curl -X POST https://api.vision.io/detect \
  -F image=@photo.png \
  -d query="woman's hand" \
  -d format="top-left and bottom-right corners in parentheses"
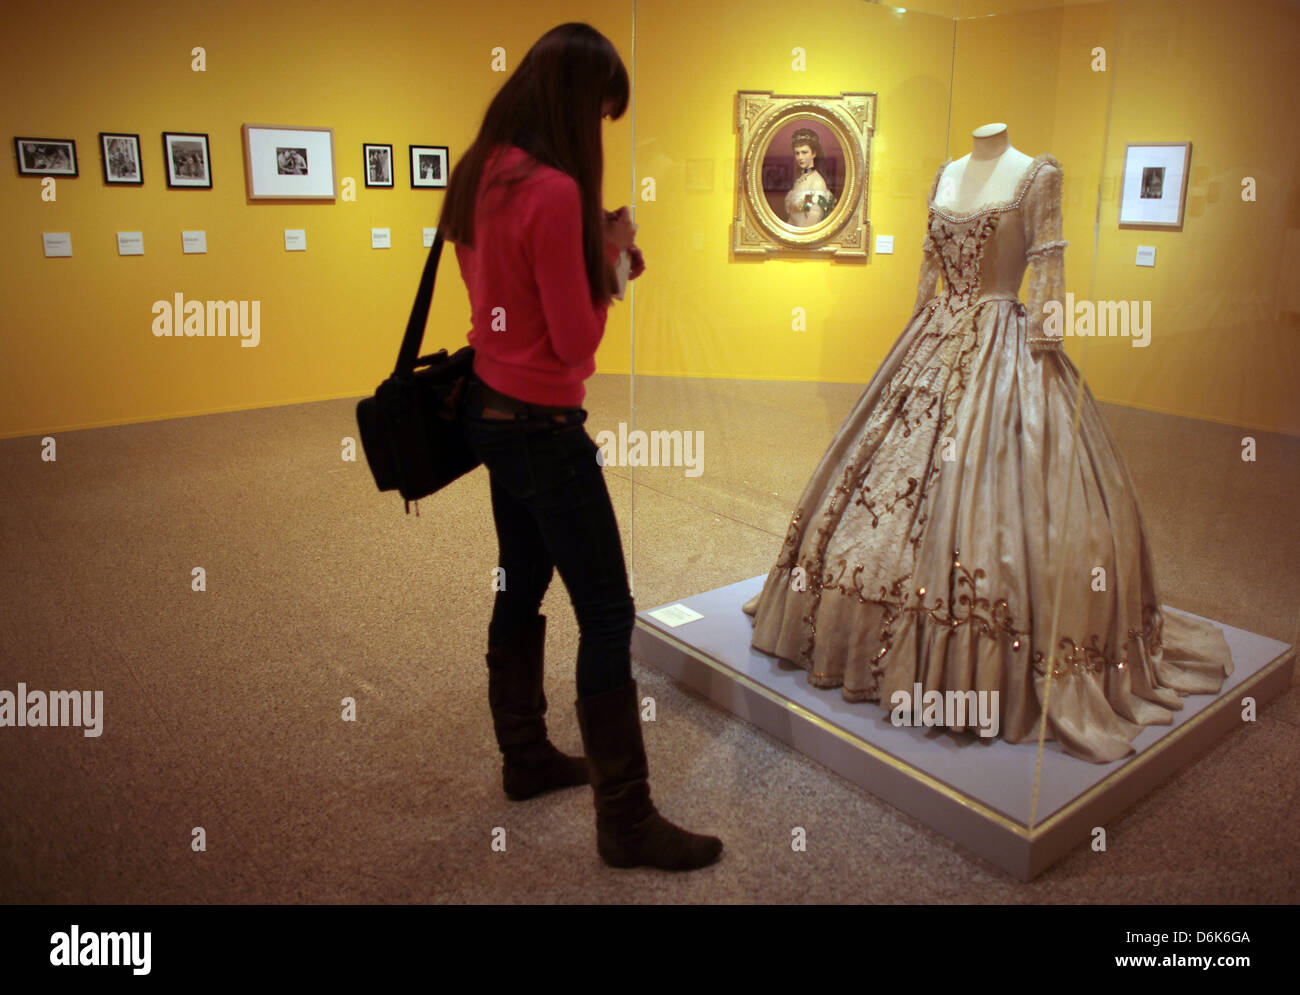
top-left (627, 245), bottom-right (645, 280)
top-left (604, 206), bottom-right (637, 252)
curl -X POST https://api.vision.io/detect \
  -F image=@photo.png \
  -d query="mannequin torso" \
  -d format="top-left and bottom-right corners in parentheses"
top-left (933, 123), bottom-right (1034, 214)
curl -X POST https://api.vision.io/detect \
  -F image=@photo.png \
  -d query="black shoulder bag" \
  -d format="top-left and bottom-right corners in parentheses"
top-left (355, 230), bottom-right (480, 514)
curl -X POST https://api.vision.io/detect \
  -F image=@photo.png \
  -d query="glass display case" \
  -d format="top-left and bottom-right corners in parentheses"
top-left (619, 0), bottom-right (1298, 878)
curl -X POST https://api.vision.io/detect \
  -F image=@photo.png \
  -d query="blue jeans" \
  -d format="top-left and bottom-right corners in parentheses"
top-left (461, 376), bottom-right (634, 698)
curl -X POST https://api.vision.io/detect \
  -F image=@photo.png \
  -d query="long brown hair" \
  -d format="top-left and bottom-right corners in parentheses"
top-left (438, 23), bottom-right (629, 307)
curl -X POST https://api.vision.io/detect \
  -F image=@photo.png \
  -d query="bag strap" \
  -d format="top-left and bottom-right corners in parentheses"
top-left (394, 229), bottom-right (445, 377)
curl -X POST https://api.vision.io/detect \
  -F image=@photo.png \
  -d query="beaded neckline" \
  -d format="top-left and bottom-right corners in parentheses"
top-left (927, 153), bottom-right (1057, 222)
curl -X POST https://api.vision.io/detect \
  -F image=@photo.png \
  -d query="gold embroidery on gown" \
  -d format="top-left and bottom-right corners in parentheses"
top-left (742, 154), bottom-right (1234, 763)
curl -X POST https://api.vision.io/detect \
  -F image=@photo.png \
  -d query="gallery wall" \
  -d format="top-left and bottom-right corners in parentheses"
top-left (629, 0), bottom-right (957, 387)
top-left (629, 0), bottom-right (1298, 435)
top-left (2, 0), bottom-right (1297, 438)
top-left (627, 0), bottom-right (1112, 386)
top-left (950, 0), bottom-right (1299, 434)
top-left (1083, 0), bottom-right (1300, 433)
top-left (0, 0), bottom-right (635, 438)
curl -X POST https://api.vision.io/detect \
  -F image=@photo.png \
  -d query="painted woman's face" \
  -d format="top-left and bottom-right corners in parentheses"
top-left (794, 144), bottom-right (814, 169)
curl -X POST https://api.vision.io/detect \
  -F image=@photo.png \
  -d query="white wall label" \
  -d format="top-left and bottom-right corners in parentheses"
top-left (284, 229), bottom-right (306, 252)
top-left (1136, 245), bottom-right (1156, 267)
top-left (371, 227), bottom-right (391, 249)
top-left (875, 235), bottom-right (895, 254)
top-left (422, 227), bottom-right (437, 247)
top-left (42, 232), bottom-right (72, 257)
top-left (182, 230), bottom-right (208, 254)
top-left (117, 231), bottom-right (144, 256)
top-left (646, 603), bottom-right (704, 628)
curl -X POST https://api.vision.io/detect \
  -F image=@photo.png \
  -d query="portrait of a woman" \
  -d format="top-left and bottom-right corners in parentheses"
top-left (784, 127), bottom-right (836, 226)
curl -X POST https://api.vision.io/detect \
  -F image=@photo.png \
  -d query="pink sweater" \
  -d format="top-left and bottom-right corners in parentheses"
top-left (454, 144), bottom-right (617, 407)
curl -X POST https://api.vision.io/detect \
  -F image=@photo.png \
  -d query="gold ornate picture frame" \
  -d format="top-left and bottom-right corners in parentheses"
top-left (733, 91), bottom-right (875, 258)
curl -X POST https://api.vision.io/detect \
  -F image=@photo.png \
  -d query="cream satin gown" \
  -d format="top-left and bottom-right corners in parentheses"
top-left (743, 154), bottom-right (1234, 763)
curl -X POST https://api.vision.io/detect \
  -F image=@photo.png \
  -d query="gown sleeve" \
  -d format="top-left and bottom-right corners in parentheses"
top-left (912, 164), bottom-right (946, 313)
top-left (1022, 160), bottom-right (1068, 353)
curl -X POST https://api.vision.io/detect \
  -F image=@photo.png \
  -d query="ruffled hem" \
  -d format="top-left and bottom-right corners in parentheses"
top-left (744, 566), bottom-right (1234, 763)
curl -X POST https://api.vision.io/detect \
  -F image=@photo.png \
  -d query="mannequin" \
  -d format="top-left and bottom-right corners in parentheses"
top-left (742, 120), bottom-right (1236, 763)
top-left (932, 122), bottom-right (1034, 214)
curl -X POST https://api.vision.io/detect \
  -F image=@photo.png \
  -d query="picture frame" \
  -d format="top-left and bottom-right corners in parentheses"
top-left (1118, 142), bottom-right (1192, 231)
top-left (14, 137), bottom-right (78, 177)
top-left (99, 132), bottom-right (143, 184)
top-left (162, 131), bottom-right (212, 188)
top-left (409, 144), bottom-right (448, 188)
top-left (363, 142), bottom-right (394, 188)
top-left (732, 91), bottom-right (876, 258)
top-left (241, 124), bottom-right (336, 200)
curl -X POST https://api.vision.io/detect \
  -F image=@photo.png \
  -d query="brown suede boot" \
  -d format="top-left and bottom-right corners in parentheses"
top-left (486, 615), bottom-right (589, 801)
top-left (575, 680), bottom-right (723, 871)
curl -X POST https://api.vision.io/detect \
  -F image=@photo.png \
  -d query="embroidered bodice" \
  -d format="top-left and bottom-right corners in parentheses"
top-left (913, 153), bottom-right (1067, 351)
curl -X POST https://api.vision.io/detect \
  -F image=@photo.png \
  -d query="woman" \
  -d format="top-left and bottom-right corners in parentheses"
top-left (438, 22), bottom-right (722, 871)
top-left (784, 127), bottom-right (835, 226)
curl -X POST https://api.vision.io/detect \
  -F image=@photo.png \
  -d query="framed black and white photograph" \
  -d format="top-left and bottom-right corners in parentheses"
top-left (162, 131), bottom-right (212, 188)
top-left (1119, 142), bottom-right (1191, 231)
top-left (363, 143), bottom-right (393, 188)
top-left (241, 124), bottom-right (335, 200)
top-left (100, 132), bottom-right (143, 184)
top-left (15, 137), bottom-right (78, 176)
top-left (409, 144), bottom-right (448, 188)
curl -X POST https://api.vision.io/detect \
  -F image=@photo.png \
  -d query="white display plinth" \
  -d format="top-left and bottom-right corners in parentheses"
top-left (632, 576), bottom-right (1294, 880)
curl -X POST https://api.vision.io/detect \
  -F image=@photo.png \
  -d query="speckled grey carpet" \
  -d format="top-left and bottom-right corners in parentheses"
top-left (2, 374), bottom-right (1296, 903)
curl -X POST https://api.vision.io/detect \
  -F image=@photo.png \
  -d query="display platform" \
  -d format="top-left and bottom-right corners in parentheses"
top-left (632, 576), bottom-right (1295, 880)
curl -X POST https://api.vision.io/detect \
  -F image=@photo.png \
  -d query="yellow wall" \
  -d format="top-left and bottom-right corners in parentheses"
top-left (0, 0), bottom-right (635, 437)
top-left (630, 0), bottom-right (956, 384)
top-left (3, 0), bottom-right (1297, 438)
top-left (1085, 0), bottom-right (1300, 433)
top-left (951, 0), bottom-right (1116, 382)
top-left (629, 0), bottom-right (1297, 435)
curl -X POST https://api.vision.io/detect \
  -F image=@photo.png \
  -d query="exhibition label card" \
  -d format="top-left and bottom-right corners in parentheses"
top-left (284, 229), bottom-right (306, 252)
top-left (371, 228), bottom-right (391, 249)
top-left (117, 231), bottom-right (144, 256)
top-left (182, 230), bottom-right (208, 254)
top-left (875, 235), bottom-right (895, 254)
top-left (646, 603), bottom-right (704, 628)
top-left (422, 227), bottom-right (437, 247)
top-left (1136, 246), bottom-right (1156, 267)
top-left (42, 232), bottom-right (72, 257)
